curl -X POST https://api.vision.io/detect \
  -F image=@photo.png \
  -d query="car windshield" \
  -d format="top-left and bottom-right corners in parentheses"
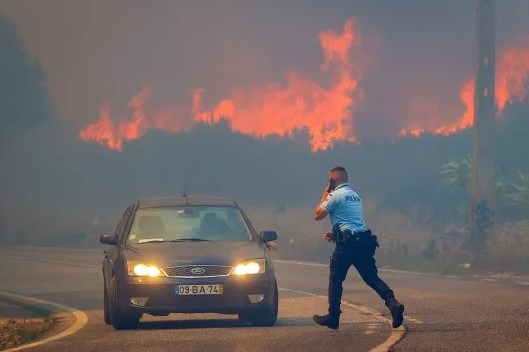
top-left (127, 205), bottom-right (253, 244)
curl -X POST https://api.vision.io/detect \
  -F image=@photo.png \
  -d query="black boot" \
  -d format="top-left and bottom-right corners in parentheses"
top-left (385, 298), bottom-right (404, 328)
top-left (313, 309), bottom-right (342, 330)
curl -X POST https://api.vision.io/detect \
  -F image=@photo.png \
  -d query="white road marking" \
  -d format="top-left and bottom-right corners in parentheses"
top-left (0, 255), bottom-right (100, 269)
top-left (277, 259), bottom-right (434, 277)
top-left (0, 290), bottom-right (88, 352)
top-left (277, 260), bottom-right (423, 320)
top-left (339, 299), bottom-right (407, 352)
top-left (480, 278), bottom-right (499, 282)
top-left (275, 259), bottom-right (330, 268)
top-left (279, 287), bottom-right (407, 352)
top-left (515, 281), bottom-right (529, 286)
top-left (1, 252), bottom-right (414, 351)
top-left (365, 323), bottom-right (379, 335)
top-left (405, 316), bottom-right (423, 324)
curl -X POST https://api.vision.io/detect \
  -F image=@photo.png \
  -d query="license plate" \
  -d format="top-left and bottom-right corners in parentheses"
top-left (175, 284), bottom-right (224, 295)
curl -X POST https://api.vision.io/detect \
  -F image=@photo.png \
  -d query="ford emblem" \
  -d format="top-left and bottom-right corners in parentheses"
top-left (190, 267), bottom-right (206, 275)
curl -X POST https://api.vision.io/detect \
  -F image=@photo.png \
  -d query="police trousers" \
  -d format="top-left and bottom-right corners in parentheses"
top-left (328, 232), bottom-right (394, 313)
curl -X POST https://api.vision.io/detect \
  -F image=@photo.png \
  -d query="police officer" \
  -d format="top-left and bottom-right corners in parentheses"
top-left (312, 166), bottom-right (405, 330)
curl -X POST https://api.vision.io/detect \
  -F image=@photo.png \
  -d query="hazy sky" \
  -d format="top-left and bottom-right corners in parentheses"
top-left (1, 0), bottom-right (528, 141)
top-left (1, 0), bottom-right (529, 244)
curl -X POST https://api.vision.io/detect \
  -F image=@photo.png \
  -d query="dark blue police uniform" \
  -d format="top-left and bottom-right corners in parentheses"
top-left (320, 183), bottom-right (398, 321)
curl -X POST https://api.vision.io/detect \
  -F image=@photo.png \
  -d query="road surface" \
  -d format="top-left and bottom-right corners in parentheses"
top-left (0, 245), bottom-right (528, 351)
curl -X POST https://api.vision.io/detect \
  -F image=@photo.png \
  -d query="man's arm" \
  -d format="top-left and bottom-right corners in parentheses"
top-left (314, 190), bottom-right (330, 221)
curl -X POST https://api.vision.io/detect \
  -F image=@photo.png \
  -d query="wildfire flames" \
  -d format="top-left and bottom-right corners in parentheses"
top-left (496, 37), bottom-right (529, 110)
top-left (79, 88), bottom-right (189, 151)
top-left (400, 36), bottom-right (529, 137)
top-left (80, 19), bottom-right (529, 150)
top-left (80, 18), bottom-right (363, 151)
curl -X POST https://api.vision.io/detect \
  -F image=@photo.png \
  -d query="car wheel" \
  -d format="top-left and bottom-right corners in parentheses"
top-left (248, 279), bottom-right (278, 327)
top-left (109, 276), bottom-right (140, 330)
top-left (103, 280), bottom-right (111, 325)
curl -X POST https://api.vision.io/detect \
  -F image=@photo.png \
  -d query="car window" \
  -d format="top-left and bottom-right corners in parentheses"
top-left (121, 205), bottom-right (137, 242)
top-left (115, 206), bottom-right (132, 240)
top-left (127, 205), bottom-right (253, 244)
top-left (113, 210), bottom-right (127, 236)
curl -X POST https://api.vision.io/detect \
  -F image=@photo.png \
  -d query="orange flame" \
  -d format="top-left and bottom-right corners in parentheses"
top-left (80, 88), bottom-right (150, 151)
top-left (400, 36), bottom-right (529, 138)
top-left (79, 103), bottom-right (120, 150)
top-left (80, 18), bottom-right (363, 151)
top-left (496, 36), bottom-right (529, 110)
top-left (79, 88), bottom-right (189, 151)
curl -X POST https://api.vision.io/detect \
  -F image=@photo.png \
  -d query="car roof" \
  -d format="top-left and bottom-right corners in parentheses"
top-left (137, 195), bottom-right (238, 208)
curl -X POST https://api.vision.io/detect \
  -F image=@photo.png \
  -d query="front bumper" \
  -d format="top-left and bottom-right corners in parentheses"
top-left (117, 274), bottom-right (272, 315)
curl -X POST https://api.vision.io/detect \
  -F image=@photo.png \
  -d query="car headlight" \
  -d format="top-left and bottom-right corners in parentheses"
top-left (127, 261), bottom-right (164, 277)
top-left (232, 258), bottom-right (266, 276)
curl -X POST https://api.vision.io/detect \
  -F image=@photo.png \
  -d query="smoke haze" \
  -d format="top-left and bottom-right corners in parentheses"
top-left (1, 1), bottom-right (529, 272)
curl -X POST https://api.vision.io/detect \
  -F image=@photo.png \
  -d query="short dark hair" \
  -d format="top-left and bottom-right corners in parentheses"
top-left (330, 166), bottom-right (347, 174)
top-left (330, 166), bottom-right (348, 181)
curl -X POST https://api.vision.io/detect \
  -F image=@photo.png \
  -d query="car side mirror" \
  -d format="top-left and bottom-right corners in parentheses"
top-left (100, 234), bottom-right (118, 246)
top-left (259, 230), bottom-right (278, 243)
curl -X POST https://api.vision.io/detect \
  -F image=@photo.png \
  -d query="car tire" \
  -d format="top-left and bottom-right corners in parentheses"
top-left (109, 277), bottom-right (140, 330)
top-left (248, 280), bottom-right (278, 327)
top-left (103, 280), bottom-right (111, 325)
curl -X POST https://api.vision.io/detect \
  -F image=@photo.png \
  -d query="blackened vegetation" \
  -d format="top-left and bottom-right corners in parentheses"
top-left (476, 200), bottom-right (494, 234)
top-left (0, 14), bottom-right (53, 145)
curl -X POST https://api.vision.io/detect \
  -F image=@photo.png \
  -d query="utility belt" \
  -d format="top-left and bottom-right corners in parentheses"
top-left (331, 226), bottom-right (379, 249)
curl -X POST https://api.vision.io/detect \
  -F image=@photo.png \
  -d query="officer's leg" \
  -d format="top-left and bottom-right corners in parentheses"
top-left (313, 246), bottom-right (351, 329)
top-left (352, 251), bottom-right (405, 328)
top-left (328, 252), bottom-right (350, 313)
top-left (352, 253), bottom-right (394, 301)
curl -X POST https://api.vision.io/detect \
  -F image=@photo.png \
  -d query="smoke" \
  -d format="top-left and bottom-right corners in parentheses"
top-left (79, 23), bottom-right (529, 147)
top-left (400, 35), bottom-right (529, 137)
top-left (0, 13), bottom-right (53, 145)
top-left (79, 17), bottom-right (364, 152)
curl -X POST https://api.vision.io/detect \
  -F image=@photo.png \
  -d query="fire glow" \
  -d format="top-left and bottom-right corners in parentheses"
top-left (80, 21), bottom-right (529, 150)
top-left (79, 18), bottom-right (364, 152)
top-left (400, 36), bottom-right (529, 138)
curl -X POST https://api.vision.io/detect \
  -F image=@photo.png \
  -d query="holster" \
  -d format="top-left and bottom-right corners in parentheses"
top-left (332, 225), bottom-right (380, 250)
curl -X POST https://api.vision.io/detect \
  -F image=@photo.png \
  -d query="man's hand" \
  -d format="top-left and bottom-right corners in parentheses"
top-left (265, 241), bottom-right (279, 251)
top-left (323, 231), bottom-right (333, 242)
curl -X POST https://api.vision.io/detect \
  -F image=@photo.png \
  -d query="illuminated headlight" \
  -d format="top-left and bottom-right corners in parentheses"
top-left (232, 259), bottom-right (265, 276)
top-left (127, 261), bottom-right (163, 277)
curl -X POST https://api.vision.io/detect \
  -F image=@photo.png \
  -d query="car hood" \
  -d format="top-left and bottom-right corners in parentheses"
top-left (123, 241), bottom-right (265, 267)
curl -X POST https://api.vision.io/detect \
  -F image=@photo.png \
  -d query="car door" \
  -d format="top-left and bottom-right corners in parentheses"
top-left (238, 206), bottom-right (276, 279)
top-left (113, 204), bottom-right (139, 280)
top-left (238, 208), bottom-right (261, 243)
top-left (103, 205), bottom-right (134, 284)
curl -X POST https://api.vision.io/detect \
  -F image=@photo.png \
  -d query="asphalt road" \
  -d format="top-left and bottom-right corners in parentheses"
top-left (0, 245), bottom-right (528, 352)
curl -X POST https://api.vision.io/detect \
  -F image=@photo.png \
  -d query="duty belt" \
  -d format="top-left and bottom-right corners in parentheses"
top-left (332, 227), bottom-right (376, 246)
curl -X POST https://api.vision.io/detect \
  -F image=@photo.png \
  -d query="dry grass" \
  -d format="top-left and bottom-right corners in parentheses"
top-left (0, 318), bottom-right (54, 351)
top-left (245, 202), bottom-right (529, 275)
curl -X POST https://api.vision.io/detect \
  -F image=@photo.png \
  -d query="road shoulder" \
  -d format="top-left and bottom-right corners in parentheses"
top-left (0, 291), bottom-right (87, 352)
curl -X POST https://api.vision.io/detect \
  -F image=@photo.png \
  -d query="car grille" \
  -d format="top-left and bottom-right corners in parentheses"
top-left (162, 265), bottom-right (232, 278)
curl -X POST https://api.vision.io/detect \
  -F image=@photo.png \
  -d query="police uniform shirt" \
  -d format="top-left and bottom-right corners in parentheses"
top-left (320, 183), bottom-right (367, 232)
